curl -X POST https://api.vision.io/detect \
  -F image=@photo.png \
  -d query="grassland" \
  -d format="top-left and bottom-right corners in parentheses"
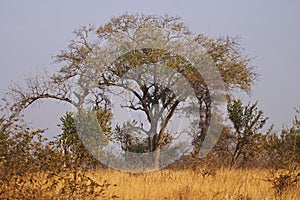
top-left (90, 168), bottom-right (300, 200)
top-left (2, 167), bottom-right (299, 200)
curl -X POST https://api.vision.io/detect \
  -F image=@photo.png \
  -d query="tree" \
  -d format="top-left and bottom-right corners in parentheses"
top-left (6, 14), bottom-right (257, 169)
top-left (57, 112), bottom-right (84, 168)
top-left (0, 104), bottom-right (111, 199)
top-left (56, 109), bottom-right (112, 169)
top-left (264, 108), bottom-right (300, 168)
top-left (0, 101), bottom-right (54, 197)
top-left (226, 99), bottom-right (268, 168)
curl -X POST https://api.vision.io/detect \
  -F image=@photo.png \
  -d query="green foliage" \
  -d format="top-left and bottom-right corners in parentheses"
top-left (55, 109), bottom-right (113, 169)
top-left (263, 108), bottom-right (300, 168)
top-left (226, 99), bottom-right (268, 167)
top-left (95, 106), bottom-right (112, 133)
top-left (0, 107), bottom-right (116, 199)
top-left (227, 99), bottom-right (268, 135)
top-left (113, 121), bottom-right (148, 153)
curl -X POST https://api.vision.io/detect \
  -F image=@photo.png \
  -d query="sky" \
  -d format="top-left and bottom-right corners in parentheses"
top-left (0, 0), bottom-right (299, 137)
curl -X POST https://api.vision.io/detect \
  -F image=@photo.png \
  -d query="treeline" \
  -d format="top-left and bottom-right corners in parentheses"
top-left (1, 98), bottom-right (300, 172)
top-left (201, 100), bottom-right (300, 169)
top-left (1, 97), bottom-right (300, 199)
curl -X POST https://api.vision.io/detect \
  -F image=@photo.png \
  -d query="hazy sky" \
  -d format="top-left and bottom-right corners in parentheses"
top-left (0, 0), bottom-right (299, 137)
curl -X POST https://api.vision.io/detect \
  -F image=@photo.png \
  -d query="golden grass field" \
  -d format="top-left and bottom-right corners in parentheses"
top-left (90, 168), bottom-right (300, 200)
top-left (2, 168), bottom-right (300, 200)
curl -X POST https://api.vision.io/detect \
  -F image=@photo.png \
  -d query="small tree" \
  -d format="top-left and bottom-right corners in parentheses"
top-left (264, 108), bottom-right (300, 168)
top-left (56, 109), bottom-right (111, 169)
top-left (58, 112), bottom-right (82, 168)
top-left (226, 99), bottom-right (268, 168)
top-left (281, 108), bottom-right (300, 164)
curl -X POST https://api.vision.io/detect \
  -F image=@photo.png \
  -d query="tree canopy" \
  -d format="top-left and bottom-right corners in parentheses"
top-left (4, 14), bottom-right (258, 171)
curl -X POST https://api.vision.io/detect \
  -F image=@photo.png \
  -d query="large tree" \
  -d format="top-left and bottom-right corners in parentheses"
top-left (6, 14), bottom-right (257, 170)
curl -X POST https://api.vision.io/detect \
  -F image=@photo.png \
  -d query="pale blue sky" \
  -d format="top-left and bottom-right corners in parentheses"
top-left (0, 0), bottom-right (299, 136)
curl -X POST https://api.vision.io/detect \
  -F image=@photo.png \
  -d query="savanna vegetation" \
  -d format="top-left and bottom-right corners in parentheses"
top-left (0, 14), bottom-right (299, 199)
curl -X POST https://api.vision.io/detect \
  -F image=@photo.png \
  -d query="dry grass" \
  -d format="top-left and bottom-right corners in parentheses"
top-left (1, 168), bottom-right (300, 199)
top-left (87, 168), bottom-right (300, 200)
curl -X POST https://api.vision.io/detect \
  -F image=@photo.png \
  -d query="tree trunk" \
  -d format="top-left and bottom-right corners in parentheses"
top-left (154, 148), bottom-right (161, 169)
